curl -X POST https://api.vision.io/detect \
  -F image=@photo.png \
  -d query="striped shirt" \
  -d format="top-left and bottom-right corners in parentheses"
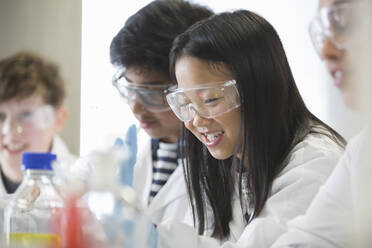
top-left (149, 139), bottom-right (179, 204)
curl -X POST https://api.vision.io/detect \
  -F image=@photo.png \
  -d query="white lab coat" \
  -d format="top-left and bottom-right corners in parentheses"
top-left (133, 129), bottom-right (192, 226)
top-left (157, 131), bottom-right (344, 248)
top-left (0, 135), bottom-right (76, 196)
top-left (272, 129), bottom-right (372, 248)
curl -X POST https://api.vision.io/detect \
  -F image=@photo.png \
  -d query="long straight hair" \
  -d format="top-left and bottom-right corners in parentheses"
top-left (170, 10), bottom-right (345, 239)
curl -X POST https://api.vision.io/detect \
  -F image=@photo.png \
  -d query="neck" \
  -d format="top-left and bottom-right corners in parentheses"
top-left (160, 133), bottom-right (180, 143)
top-left (0, 165), bottom-right (23, 184)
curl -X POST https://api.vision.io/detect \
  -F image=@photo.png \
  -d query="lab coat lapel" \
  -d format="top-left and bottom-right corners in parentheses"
top-left (133, 132), bottom-right (153, 210)
top-left (229, 194), bottom-right (246, 242)
top-left (147, 165), bottom-right (187, 216)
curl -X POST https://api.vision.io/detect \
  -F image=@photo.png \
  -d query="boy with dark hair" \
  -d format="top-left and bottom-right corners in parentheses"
top-left (110, 0), bottom-right (213, 225)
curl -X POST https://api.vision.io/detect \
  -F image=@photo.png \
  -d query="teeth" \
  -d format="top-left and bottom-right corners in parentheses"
top-left (197, 127), bottom-right (208, 133)
top-left (7, 144), bottom-right (24, 151)
top-left (206, 131), bottom-right (223, 142)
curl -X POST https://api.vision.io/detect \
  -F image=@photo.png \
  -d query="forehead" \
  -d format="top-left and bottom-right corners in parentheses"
top-left (0, 95), bottom-right (44, 110)
top-left (319, 0), bottom-right (352, 8)
top-left (175, 56), bottom-right (232, 88)
top-left (176, 56), bottom-right (232, 83)
top-left (124, 66), bottom-right (170, 86)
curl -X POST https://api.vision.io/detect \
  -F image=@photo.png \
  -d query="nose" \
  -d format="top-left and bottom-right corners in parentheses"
top-left (130, 97), bottom-right (147, 115)
top-left (320, 37), bottom-right (344, 61)
top-left (191, 112), bottom-right (211, 127)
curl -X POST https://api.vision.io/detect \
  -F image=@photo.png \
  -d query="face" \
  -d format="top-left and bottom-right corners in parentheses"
top-left (175, 56), bottom-right (241, 160)
top-left (123, 67), bottom-right (181, 143)
top-left (0, 96), bottom-right (66, 182)
top-left (317, 0), bottom-right (369, 108)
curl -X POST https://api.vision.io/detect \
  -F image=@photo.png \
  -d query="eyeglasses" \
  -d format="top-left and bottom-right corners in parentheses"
top-left (166, 80), bottom-right (240, 122)
top-left (0, 105), bottom-right (56, 135)
top-left (309, 1), bottom-right (366, 55)
top-left (112, 73), bottom-right (174, 113)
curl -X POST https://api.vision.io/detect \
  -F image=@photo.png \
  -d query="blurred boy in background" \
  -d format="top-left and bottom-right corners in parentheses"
top-left (0, 51), bottom-right (76, 195)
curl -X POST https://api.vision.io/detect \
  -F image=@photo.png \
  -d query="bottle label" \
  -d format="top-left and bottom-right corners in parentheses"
top-left (8, 232), bottom-right (60, 247)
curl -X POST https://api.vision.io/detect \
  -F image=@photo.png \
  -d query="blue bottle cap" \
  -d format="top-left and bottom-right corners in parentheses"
top-left (22, 152), bottom-right (57, 171)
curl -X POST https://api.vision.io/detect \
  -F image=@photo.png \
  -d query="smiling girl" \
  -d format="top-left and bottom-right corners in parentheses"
top-left (158, 9), bottom-right (346, 247)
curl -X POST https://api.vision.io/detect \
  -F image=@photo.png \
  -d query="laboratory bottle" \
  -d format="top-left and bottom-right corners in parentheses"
top-left (3, 152), bottom-right (63, 248)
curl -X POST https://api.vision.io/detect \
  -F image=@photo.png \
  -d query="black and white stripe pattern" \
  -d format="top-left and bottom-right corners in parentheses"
top-left (149, 141), bottom-right (179, 203)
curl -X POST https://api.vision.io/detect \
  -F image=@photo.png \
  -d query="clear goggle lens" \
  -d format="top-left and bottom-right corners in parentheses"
top-left (0, 105), bottom-right (56, 135)
top-left (166, 80), bottom-right (240, 122)
top-left (309, 1), bottom-right (363, 54)
top-left (112, 75), bottom-right (174, 113)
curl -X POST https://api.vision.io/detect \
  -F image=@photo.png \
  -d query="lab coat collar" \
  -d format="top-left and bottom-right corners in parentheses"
top-left (146, 165), bottom-right (187, 214)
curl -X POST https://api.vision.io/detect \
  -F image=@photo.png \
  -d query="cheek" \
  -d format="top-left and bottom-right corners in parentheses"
top-left (184, 121), bottom-right (194, 132)
top-left (231, 112), bottom-right (241, 140)
top-left (218, 109), bottom-right (241, 139)
top-left (156, 112), bottom-right (180, 127)
top-left (183, 121), bottom-right (194, 133)
top-left (184, 121), bottom-right (203, 142)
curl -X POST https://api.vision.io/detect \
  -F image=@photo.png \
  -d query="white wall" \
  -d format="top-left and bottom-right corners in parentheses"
top-left (81, 0), bottom-right (356, 154)
top-left (81, 0), bottom-right (152, 155)
top-left (0, 0), bottom-right (82, 155)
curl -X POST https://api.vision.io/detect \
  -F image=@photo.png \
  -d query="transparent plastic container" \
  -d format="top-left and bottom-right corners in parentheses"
top-left (79, 185), bottom-right (158, 248)
top-left (3, 152), bottom-right (63, 248)
top-left (78, 147), bottom-right (157, 248)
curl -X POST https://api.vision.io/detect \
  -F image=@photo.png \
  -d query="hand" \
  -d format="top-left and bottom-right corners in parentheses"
top-left (115, 124), bottom-right (137, 186)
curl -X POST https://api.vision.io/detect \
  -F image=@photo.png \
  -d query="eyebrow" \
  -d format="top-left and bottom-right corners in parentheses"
top-left (123, 75), bottom-right (169, 86)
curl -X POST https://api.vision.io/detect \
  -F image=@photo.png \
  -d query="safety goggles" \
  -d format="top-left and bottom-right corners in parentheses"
top-left (0, 105), bottom-right (56, 135)
top-left (166, 80), bottom-right (240, 122)
top-left (309, 1), bottom-right (368, 55)
top-left (112, 73), bottom-right (174, 113)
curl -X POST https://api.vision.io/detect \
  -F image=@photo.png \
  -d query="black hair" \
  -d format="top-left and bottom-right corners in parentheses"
top-left (110, 0), bottom-right (213, 77)
top-left (169, 10), bottom-right (346, 239)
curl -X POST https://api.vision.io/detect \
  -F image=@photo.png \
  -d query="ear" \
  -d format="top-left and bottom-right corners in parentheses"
top-left (53, 106), bottom-right (68, 134)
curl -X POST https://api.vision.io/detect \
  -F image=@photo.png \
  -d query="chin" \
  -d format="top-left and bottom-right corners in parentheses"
top-left (208, 149), bottom-right (232, 160)
top-left (341, 90), bottom-right (358, 110)
top-left (144, 128), bottom-right (159, 137)
top-left (2, 161), bottom-right (22, 177)
top-left (10, 160), bottom-right (22, 171)
top-left (146, 130), bottom-right (169, 141)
